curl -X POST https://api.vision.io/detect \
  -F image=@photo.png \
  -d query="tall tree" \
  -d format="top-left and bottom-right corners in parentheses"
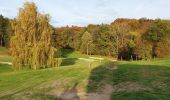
top-left (145, 19), bottom-right (170, 57)
top-left (80, 31), bottom-right (93, 55)
top-left (112, 24), bottom-right (130, 59)
top-left (0, 15), bottom-right (11, 47)
top-left (10, 2), bottom-right (60, 70)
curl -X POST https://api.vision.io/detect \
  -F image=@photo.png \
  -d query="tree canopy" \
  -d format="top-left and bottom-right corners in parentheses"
top-left (10, 2), bottom-right (60, 70)
top-left (0, 15), bottom-right (11, 47)
top-left (54, 18), bottom-right (170, 60)
top-left (0, 2), bottom-right (169, 61)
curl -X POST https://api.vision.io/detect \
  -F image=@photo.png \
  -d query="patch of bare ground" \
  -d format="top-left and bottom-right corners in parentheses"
top-left (106, 65), bottom-right (118, 70)
top-left (48, 86), bottom-right (81, 100)
top-left (48, 66), bottom-right (154, 100)
top-left (49, 81), bottom-right (152, 100)
top-left (86, 82), bottom-right (152, 100)
top-left (48, 84), bottom-right (113, 100)
top-left (85, 84), bottom-right (113, 100)
top-left (151, 81), bottom-right (167, 90)
top-left (112, 82), bottom-right (152, 93)
top-left (106, 63), bottom-right (118, 70)
top-left (12, 92), bottom-right (31, 100)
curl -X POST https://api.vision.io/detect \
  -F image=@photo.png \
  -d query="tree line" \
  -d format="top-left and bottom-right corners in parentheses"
top-left (0, 2), bottom-right (170, 70)
top-left (53, 18), bottom-right (170, 60)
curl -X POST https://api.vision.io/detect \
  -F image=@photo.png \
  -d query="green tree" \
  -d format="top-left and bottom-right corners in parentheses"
top-left (10, 2), bottom-right (60, 70)
top-left (80, 31), bottom-right (94, 55)
top-left (0, 15), bottom-right (11, 47)
top-left (145, 19), bottom-right (170, 57)
top-left (112, 24), bottom-right (130, 59)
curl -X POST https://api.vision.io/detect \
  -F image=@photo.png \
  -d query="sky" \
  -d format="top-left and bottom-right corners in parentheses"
top-left (0, 0), bottom-right (170, 27)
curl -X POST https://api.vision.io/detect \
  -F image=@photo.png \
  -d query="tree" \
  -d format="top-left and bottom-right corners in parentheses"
top-left (155, 35), bottom-right (170, 57)
top-left (98, 24), bottom-right (117, 57)
top-left (112, 24), bottom-right (130, 60)
top-left (0, 15), bottom-right (11, 47)
top-left (134, 38), bottom-right (152, 60)
top-left (51, 18), bottom-right (170, 60)
top-left (10, 2), bottom-right (60, 70)
top-left (80, 31), bottom-right (93, 55)
top-left (145, 19), bottom-right (170, 58)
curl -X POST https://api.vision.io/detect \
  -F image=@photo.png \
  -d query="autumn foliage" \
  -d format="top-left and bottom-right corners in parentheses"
top-left (53, 18), bottom-right (170, 60)
top-left (10, 2), bottom-right (61, 70)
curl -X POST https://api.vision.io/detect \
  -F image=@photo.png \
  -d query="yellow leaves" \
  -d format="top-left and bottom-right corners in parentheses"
top-left (10, 2), bottom-right (60, 70)
top-left (129, 31), bottom-right (139, 37)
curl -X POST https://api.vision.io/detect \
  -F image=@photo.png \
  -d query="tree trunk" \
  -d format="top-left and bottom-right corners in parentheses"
top-left (0, 34), bottom-right (2, 47)
top-left (87, 43), bottom-right (89, 55)
top-left (116, 36), bottom-right (119, 60)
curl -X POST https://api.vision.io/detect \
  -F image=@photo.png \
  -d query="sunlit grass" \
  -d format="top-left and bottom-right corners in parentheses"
top-left (0, 48), bottom-right (170, 99)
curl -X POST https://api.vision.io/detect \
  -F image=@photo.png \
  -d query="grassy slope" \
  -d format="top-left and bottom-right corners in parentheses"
top-left (0, 48), bottom-right (108, 99)
top-left (86, 57), bottom-right (170, 100)
top-left (0, 47), bottom-right (12, 62)
top-left (0, 47), bottom-right (9, 55)
top-left (0, 63), bottom-right (96, 99)
top-left (0, 48), bottom-right (170, 99)
top-left (110, 58), bottom-right (170, 100)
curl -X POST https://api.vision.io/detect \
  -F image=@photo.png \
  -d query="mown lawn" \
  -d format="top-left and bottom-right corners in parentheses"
top-left (0, 52), bottom-right (107, 99)
top-left (0, 48), bottom-right (170, 100)
top-left (111, 63), bottom-right (170, 100)
top-left (0, 47), bottom-right (12, 62)
top-left (87, 57), bottom-right (170, 100)
top-left (0, 64), bottom-right (91, 99)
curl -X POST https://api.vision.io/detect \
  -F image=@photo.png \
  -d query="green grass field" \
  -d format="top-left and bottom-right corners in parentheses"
top-left (0, 48), bottom-right (170, 100)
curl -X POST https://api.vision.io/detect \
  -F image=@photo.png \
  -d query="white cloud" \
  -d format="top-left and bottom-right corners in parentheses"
top-left (0, 0), bottom-right (170, 27)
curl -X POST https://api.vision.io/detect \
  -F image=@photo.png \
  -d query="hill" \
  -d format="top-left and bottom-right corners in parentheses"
top-left (0, 49), bottom-right (170, 99)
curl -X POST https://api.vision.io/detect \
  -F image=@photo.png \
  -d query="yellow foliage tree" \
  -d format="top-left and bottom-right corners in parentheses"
top-left (10, 2), bottom-right (61, 70)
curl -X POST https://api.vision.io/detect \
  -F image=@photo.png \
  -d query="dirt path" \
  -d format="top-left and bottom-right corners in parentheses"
top-left (53, 84), bottom-right (113, 100)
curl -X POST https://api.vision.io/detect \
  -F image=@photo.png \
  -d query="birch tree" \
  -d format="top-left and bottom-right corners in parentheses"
top-left (10, 2), bottom-right (60, 70)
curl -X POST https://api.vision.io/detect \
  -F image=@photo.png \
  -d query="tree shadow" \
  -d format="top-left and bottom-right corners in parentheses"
top-left (87, 62), bottom-right (170, 100)
top-left (60, 49), bottom-right (78, 66)
top-left (61, 58), bottom-right (78, 66)
top-left (59, 82), bottom-right (80, 100)
top-left (61, 48), bottom-right (74, 58)
top-left (87, 62), bottom-right (115, 93)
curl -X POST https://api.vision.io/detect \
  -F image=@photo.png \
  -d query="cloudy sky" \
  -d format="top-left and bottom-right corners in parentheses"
top-left (0, 0), bottom-right (170, 27)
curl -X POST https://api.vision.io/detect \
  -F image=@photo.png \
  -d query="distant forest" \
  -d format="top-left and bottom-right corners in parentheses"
top-left (1, 14), bottom-right (170, 60)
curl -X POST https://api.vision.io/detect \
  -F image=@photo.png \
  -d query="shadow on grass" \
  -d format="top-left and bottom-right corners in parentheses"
top-left (61, 49), bottom-right (74, 58)
top-left (87, 62), bottom-right (115, 92)
top-left (87, 62), bottom-right (170, 100)
top-left (60, 49), bottom-right (79, 67)
top-left (61, 58), bottom-right (78, 66)
top-left (59, 82), bottom-right (80, 100)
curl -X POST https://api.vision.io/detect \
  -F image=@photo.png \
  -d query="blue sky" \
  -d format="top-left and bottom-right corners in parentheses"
top-left (0, 0), bottom-right (170, 27)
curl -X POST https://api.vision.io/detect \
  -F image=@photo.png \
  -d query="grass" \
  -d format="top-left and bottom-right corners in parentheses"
top-left (0, 48), bottom-right (170, 99)
top-left (61, 48), bottom-right (88, 58)
top-left (0, 48), bottom-right (107, 99)
top-left (86, 57), bottom-right (170, 100)
top-left (0, 47), bottom-right (12, 62)
top-left (0, 60), bottom-right (106, 99)
top-left (110, 59), bottom-right (170, 100)
top-left (0, 56), bottom-right (12, 62)
top-left (0, 47), bottom-right (9, 55)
